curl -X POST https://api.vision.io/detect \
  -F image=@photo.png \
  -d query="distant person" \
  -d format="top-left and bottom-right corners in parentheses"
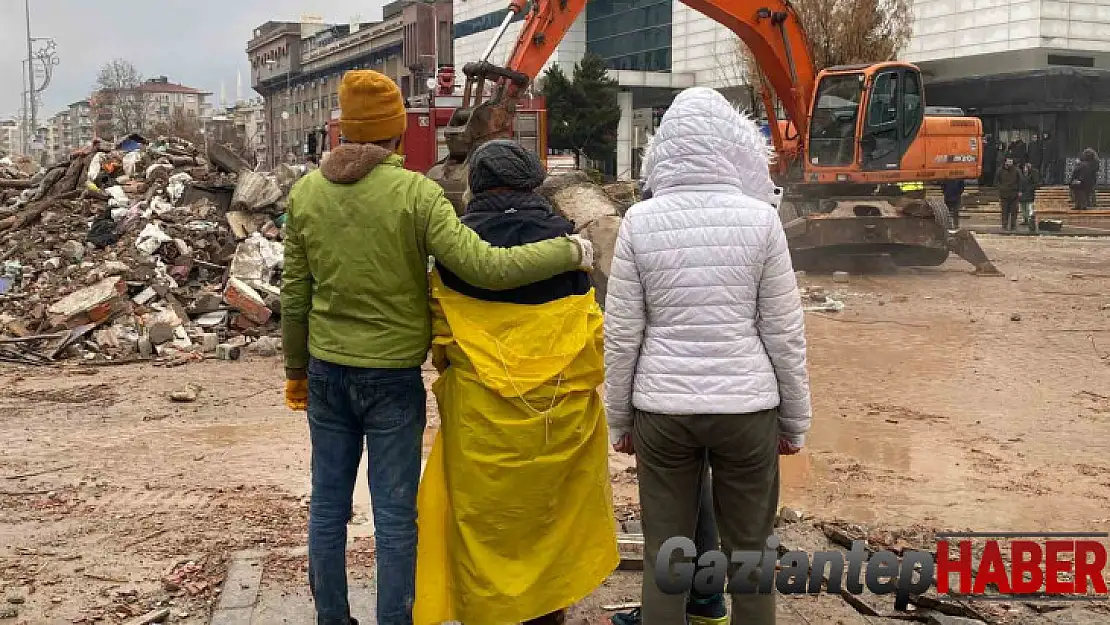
top-left (1070, 148), bottom-right (1100, 210)
top-left (605, 87), bottom-right (811, 625)
top-left (1019, 162), bottom-right (1040, 231)
top-left (995, 156), bottom-right (1020, 231)
top-left (941, 178), bottom-right (965, 229)
top-left (1040, 132), bottom-right (1056, 184)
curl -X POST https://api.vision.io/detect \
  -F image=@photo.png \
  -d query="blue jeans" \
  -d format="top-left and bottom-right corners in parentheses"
top-left (306, 358), bottom-right (426, 625)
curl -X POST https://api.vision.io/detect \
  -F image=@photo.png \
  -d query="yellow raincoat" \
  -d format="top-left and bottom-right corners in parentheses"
top-left (414, 272), bottom-right (619, 625)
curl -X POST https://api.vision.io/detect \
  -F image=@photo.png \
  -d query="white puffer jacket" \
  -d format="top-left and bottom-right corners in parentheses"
top-left (603, 87), bottom-right (812, 447)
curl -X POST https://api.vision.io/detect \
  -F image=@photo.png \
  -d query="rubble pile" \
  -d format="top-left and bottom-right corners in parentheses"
top-left (539, 171), bottom-right (630, 306)
top-left (0, 138), bottom-right (309, 366)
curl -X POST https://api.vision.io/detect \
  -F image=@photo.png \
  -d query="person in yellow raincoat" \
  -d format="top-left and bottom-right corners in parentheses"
top-left (415, 140), bottom-right (619, 625)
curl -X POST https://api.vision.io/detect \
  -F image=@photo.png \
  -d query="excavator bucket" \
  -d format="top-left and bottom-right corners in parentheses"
top-left (948, 229), bottom-right (1004, 276)
top-left (426, 61), bottom-right (530, 215)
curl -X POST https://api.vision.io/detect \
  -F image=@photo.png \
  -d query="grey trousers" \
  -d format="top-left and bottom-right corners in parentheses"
top-left (635, 409), bottom-right (780, 625)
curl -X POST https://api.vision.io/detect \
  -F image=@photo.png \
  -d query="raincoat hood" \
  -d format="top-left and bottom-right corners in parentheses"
top-left (642, 87), bottom-right (776, 205)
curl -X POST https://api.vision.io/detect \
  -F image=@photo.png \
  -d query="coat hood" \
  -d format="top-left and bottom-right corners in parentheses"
top-left (641, 87), bottom-right (776, 204)
top-left (320, 142), bottom-right (396, 184)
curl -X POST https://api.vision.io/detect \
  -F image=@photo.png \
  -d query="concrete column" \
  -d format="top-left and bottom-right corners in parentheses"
top-left (616, 89), bottom-right (634, 181)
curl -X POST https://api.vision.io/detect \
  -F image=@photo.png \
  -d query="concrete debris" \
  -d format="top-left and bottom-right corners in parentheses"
top-left (0, 138), bottom-right (288, 364)
top-left (805, 296), bottom-right (845, 313)
top-left (248, 335), bottom-right (281, 357)
top-left (216, 343), bottom-right (241, 361)
top-left (170, 384), bottom-right (202, 403)
top-left (832, 271), bottom-right (850, 283)
top-left (778, 506), bottom-right (804, 524)
top-left (224, 277), bottom-right (272, 325)
top-left (539, 171), bottom-right (620, 233)
top-left (541, 172), bottom-right (625, 306)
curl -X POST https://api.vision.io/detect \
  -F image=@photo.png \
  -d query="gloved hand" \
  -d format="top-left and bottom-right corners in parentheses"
top-left (568, 234), bottom-right (595, 271)
top-left (285, 379), bottom-right (308, 411)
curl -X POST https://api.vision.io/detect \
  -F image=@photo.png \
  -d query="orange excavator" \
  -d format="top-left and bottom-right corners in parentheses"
top-left (426, 0), bottom-right (1000, 273)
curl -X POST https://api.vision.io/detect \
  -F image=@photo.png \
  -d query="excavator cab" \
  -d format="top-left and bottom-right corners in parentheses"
top-left (803, 63), bottom-right (972, 185)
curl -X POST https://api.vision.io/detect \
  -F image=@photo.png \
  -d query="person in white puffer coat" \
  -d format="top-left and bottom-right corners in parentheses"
top-left (604, 87), bottom-right (812, 625)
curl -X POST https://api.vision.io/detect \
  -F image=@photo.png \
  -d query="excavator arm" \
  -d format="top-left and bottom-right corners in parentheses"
top-left (441, 0), bottom-right (819, 171)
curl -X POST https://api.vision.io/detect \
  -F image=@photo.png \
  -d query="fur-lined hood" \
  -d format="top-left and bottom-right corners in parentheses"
top-left (640, 87), bottom-right (776, 205)
top-left (320, 142), bottom-right (395, 184)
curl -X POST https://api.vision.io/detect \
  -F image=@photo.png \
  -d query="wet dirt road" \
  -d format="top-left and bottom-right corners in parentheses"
top-left (1, 234), bottom-right (1109, 623)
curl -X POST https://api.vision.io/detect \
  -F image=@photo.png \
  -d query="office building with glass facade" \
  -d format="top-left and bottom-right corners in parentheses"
top-left (452, 0), bottom-right (752, 178)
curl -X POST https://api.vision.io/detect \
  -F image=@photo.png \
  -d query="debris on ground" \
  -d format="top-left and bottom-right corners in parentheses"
top-left (0, 138), bottom-right (303, 365)
top-left (169, 383), bottom-right (202, 403)
top-left (539, 172), bottom-right (624, 305)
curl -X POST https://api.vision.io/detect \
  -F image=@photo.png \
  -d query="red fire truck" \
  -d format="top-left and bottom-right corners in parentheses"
top-left (325, 66), bottom-right (547, 174)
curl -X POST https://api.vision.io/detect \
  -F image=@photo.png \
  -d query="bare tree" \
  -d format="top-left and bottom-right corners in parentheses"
top-left (720, 0), bottom-right (913, 112)
top-left (795, 0), bottom-right (913, 70)
top-left (93, 59), bottom-right (152, 139)
top-left (151, 109), bottom-right (204, 145)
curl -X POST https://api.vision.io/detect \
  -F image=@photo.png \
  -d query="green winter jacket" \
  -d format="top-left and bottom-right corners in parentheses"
top-left (281, 143), bottom-right (580, 371)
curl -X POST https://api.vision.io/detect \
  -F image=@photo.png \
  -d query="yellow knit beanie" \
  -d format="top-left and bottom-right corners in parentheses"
top-left (339, 70), bottom-right (407, 144)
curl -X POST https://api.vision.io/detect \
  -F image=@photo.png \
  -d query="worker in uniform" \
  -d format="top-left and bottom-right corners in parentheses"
top-left (413, 139), bottom-right (618, 625)
top-left (281, 70), bottom-right (594, 625)
top-left (605, 87), bottom-right (812, 625)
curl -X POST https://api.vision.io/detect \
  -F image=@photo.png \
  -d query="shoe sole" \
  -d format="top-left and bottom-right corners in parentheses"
top-left (687, 616), bottom-right (729, 625)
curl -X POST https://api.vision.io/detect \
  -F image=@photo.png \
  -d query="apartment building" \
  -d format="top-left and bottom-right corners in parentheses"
top-left (248, 0), bottom-right (452, 167)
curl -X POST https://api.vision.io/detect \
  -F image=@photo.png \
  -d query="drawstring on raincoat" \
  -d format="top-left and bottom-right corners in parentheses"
top-left (493, 337), bottom-right (564, 445)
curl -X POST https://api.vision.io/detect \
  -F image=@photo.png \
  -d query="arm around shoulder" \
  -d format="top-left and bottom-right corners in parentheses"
top-left (422, 184), bottom-right (581, 290)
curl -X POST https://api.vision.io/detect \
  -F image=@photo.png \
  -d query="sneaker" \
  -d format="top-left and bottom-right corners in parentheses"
top-left (611, 608), bottom-right (640, 625)
top-left (686, 594), bottom-right (728, 624)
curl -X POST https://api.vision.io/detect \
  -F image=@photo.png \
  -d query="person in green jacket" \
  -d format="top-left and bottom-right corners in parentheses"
top-left (280, 70), bottom-right (592, 625)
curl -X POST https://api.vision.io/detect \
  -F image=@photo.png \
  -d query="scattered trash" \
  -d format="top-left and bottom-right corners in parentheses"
top-left (832, 271), bottom-right (850, 283)
top-left (135, 223), bottom-right (172, 255)
top-left (1011, 313), bottom-right (1023, 321)
top-left (805, 297), bottom-right (846, 313)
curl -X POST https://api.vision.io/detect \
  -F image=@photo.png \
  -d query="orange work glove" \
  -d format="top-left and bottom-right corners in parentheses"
top-left (285, 379), bottom-right (308, 411)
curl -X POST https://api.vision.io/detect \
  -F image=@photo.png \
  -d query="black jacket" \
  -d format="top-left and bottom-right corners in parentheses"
top-left (941, 179), bottom-right (965, 205)
top-left (1019, 169), bottom-right (1040, 202)
top-left (437, 190), bottom-right (592, 305)
top-left (1071, 159), bottom-right (1099, 192)
top-left (995, 165), bottom-right (1021, 200)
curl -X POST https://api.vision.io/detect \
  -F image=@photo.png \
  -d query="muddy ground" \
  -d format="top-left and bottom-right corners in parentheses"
top-left (1, 234), bottom-right (1108, 624)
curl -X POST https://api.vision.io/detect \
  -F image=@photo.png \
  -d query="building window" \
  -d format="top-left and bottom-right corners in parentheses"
top-left (331, 93), bottom-right (339, 108)
top-left (1047, 54), bottom-right (1094, 68)
top-left (586, 0), bottom-right (673, 72)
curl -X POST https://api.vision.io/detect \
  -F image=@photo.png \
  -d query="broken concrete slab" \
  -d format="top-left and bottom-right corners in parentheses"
top-left (540, 171), bottom-right (621, 232)
top-left (230, 171), bottom-right (282, 213)
top-left (585, 215), bottom-right (620, 307)
top-left (47, 276), bottom-right (129, 329)
top-left (223, 278), bottom-right (272, 325)
top-left (207, 144), bottom-right (253, 175)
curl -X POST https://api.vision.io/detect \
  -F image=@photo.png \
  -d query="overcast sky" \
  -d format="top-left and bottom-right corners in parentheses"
top-left (0, 0), bottom-right (385, 121)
